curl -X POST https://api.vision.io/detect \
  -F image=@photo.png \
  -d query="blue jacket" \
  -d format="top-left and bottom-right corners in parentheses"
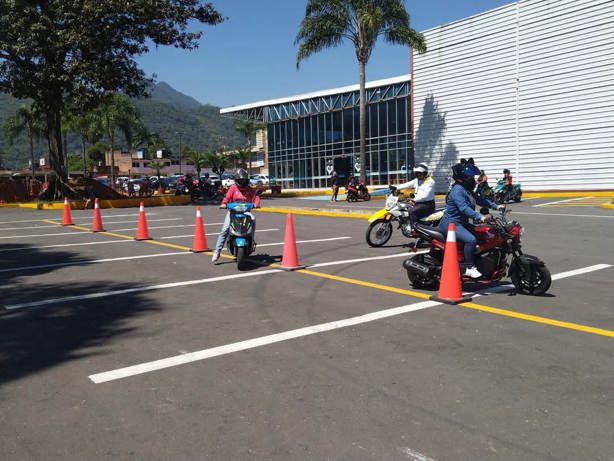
top-left (441, 183), bottom-right (497, 229)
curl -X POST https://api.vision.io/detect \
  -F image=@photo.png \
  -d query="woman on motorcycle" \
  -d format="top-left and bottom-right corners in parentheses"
top-left (394, 163), bottom-right (436, 223)
top-left (212, 169), bottom-right (261, 263)
top-left (440, 159), bottom-right (502, 278)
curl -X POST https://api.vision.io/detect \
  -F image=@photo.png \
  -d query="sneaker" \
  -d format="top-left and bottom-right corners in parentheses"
top-left (211, 251), bottom-right (220, 263)
top-left (465, 265), bottom-right (482, 279)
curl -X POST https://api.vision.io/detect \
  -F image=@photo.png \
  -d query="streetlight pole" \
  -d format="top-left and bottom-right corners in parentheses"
top-left (176, 131), bottom-right (183, 175)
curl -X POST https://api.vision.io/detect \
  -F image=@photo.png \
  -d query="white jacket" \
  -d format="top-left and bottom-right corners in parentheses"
top-left (396, 176), bottom-right (435, 202)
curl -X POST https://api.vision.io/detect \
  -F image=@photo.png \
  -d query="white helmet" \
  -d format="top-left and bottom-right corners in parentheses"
top-left (413, 163), bottom-right (429, 175)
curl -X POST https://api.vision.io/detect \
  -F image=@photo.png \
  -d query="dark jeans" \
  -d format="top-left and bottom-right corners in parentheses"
top-left (439, 220), bottom-right (477, 266)
top-left (410, 200), bottom-right (435, 223)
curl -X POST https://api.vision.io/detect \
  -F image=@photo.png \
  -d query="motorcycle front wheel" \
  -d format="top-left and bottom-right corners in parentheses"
top-left (510, 264), bottom-right (551, 295)
top-left (236, 246), bottom-right (248, 270)
top-left (366, 219), bottom-right (393, 247)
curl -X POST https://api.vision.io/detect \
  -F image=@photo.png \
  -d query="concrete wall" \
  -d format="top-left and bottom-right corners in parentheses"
top-left (413, 0), bottom-right (614, 191)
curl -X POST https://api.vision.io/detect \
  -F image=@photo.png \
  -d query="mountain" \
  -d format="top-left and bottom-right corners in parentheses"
top-left (0, 83), bottom-right (244, 169)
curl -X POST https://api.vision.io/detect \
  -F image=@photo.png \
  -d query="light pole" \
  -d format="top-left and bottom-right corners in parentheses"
top-left (176, 131), bottom-right (183, 174)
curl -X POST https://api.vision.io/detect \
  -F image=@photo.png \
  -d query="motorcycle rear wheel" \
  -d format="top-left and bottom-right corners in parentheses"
top-left (366, 219), bottom-right (393, 247)
top-left (363, 192), bottom-right (371, 201)
top-left (236, 246), bottom-right (248, 270)
top-left (510, 264), bottom-right (551, 295)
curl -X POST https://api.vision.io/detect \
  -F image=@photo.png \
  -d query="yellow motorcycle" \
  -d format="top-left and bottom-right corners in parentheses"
top-left (366, 189), bottom-right (442, 247)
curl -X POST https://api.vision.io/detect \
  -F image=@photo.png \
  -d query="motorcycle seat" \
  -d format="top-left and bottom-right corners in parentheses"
top-left (415, 222), bottom-right (445, 242)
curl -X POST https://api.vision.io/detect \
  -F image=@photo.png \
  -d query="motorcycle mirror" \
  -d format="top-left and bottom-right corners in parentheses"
top-left (409, 193), bottom-right (415, 199)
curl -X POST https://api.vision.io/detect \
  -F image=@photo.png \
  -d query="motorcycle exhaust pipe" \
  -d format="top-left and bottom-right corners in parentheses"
top-left (403, 258), bottom-right (431, 276)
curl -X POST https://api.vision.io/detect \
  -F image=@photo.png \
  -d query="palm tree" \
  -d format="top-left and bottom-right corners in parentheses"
top-left (63, 111), bottom-right (103, 177)
top-left (233, 146), bottom-right (251, 170)
top-left (184, 150), bottom-right (209, 178)
top-left (296, 0), bottom-right (426, 184)
top-left (204, 149), bottom-right (230, 177)
top-left (3, 105), bottom-right (45, 179)
top-left (149, 159), bottom-right (166, 180)
top-left (96, 93), bottom-right (143, 187)
top-left (234, 120), bottom-right (265, 173)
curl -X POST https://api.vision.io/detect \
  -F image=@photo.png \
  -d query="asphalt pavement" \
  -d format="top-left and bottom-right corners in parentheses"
top-left (1, 195), bottom-right (613, 460)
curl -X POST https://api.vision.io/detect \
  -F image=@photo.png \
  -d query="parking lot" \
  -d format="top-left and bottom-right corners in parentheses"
top-left (1, 195), bottom-right (613, 460)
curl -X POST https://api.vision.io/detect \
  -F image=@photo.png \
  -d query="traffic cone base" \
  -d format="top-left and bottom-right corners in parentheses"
top-left (190, 206), bottom-right (210, 252)
top-left (135, 202), bottom-right (151, 240)
top-left (62, 197), bottom-right (73, 226)
top-left (429, 222), bottom-right (473, 304)
top-left (92, 198), bottom-right (105, 232)
top-left (279, 213), bottom-right (305, 271)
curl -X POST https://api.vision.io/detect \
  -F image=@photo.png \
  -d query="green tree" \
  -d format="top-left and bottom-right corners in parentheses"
top-left (3, 105), bottom-right (46, 179)
top-left (0, 1), bottom-right (224, 198)
top-left (234, 120), bottom-right (265, 173)
top-left (63, 111), bottom-right (103, 177)
top-left (295, 0), bottom-right (426, 184)
top-left (204, 149), bottom-right (230, 176)
top-left (148, 159), bottom-right (167, 181)
top-left (184, 149), bottom-right (209, 178)
top-left (96, 94), bottom-right (143, 187)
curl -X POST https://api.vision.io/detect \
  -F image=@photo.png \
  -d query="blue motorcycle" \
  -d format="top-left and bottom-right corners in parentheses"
top-left (226, 201), bottom-right (256, 270)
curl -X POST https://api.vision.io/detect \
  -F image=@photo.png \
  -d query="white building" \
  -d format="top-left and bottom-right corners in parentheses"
top-left (412, 0), bottom-right (614, 191)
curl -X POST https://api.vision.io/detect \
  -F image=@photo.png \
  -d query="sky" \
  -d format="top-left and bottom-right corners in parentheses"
top-left (136, 0), bottom-right (513, 108)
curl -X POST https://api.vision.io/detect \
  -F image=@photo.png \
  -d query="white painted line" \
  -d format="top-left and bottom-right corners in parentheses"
top-left (158, 228), bottom-right (278, 239)
top-left (0, 230), bottom-right (92, 239)
top-left (0, 224), bottom-right (59, 231)
top-left (0, 218), bottom-right (60, 224)
top-left (0, 251), bottom-right (189, 274)
top-left (310, 251), bottom-right (426, 268)
top-left (399, 447), bottom-right (436, 461)
top-left (551, 264), bottom-right (612, 280)
top-left (256, 236), bottom-right (351, 247)
top-left (534, 197), bottom-right (591, 207)
top-left (88, 299), bottom-right (440, 383)
top-left (5, 269), bottom-right (281, 310)
top-left (512, 211), bottom-right (614, 219)
top-left (0, 240), bottom-right (135, 253)
top-left (71, 217), bottom-right (182, 225)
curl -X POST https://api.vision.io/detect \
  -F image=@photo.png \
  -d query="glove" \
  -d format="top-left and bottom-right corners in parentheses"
top-left (497, 205), bottom-right (506, 211)
top-left (481, 213), bottom-right (492, 223)
top-left (219, 203), bottom-right (227, 209)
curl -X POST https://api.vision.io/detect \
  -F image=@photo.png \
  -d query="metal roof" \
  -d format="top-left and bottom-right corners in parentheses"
top-left (220, 74), bottom-right (410, 114)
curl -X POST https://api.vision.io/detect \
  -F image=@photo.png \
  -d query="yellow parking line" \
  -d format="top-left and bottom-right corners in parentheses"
top-left (41, 219), bottom-right (614, 338)
top-left (298, 268), bottom-right (614, 339)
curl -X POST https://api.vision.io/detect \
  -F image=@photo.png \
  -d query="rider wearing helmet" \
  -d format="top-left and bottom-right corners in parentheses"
top-left (394, 162), bottom-right (436, 223)
top-left (441, 158), bottom-right (502, 278)
top-left (212, 168), bottom-right (261, 263)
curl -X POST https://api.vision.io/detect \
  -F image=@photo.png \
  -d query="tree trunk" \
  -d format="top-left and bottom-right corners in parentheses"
top-left (358, 60), bottom-right (367, 185)
top-left (46, 108), bottom-right (68, 199)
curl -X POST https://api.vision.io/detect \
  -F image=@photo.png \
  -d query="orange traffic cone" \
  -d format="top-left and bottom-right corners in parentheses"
top-left (190, 206), bottom-right (210, 252)
top-left (135, 202), bottom-right (151, 240)
top-left (279, 213), bottom-right (305, 271)
top-left (62, 197), bottom-right (73, 226)
top-left (92, 198), bottom-right (105, 232)
top-left (430, 223), bottom-right (473, 304)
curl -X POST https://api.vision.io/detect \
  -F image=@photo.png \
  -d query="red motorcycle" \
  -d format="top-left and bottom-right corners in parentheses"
top-left (346, 179), bottom-right (371, 202)
top-left (403, 208), bottom-right (551, 295)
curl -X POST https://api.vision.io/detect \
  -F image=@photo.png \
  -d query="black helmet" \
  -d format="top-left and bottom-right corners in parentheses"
top-left (452, 159), bottom-right (481, 191)
top-left (235, 168), bottom-right (249, 187)
top-left (503, 168), bottom-right (510, 175)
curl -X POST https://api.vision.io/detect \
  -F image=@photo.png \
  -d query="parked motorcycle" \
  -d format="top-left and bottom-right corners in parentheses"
top-left (366, 188), bottom-right (443, 247)
top-left (403, 208), bottom-right (551, 295)
top-left (346, 180), bottom-right (371, 202)
top-left (494, 179), bottom-right (522, 204)
top-left (226, 201), bottom-right (257, 270)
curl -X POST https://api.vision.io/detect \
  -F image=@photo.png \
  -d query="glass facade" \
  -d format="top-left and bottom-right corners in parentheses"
top-left (223, 77), bottom-right (412, 189)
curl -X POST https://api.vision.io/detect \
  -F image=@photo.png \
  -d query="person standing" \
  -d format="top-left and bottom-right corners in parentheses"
top-left (330, 169), bottom-right (341, 202)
